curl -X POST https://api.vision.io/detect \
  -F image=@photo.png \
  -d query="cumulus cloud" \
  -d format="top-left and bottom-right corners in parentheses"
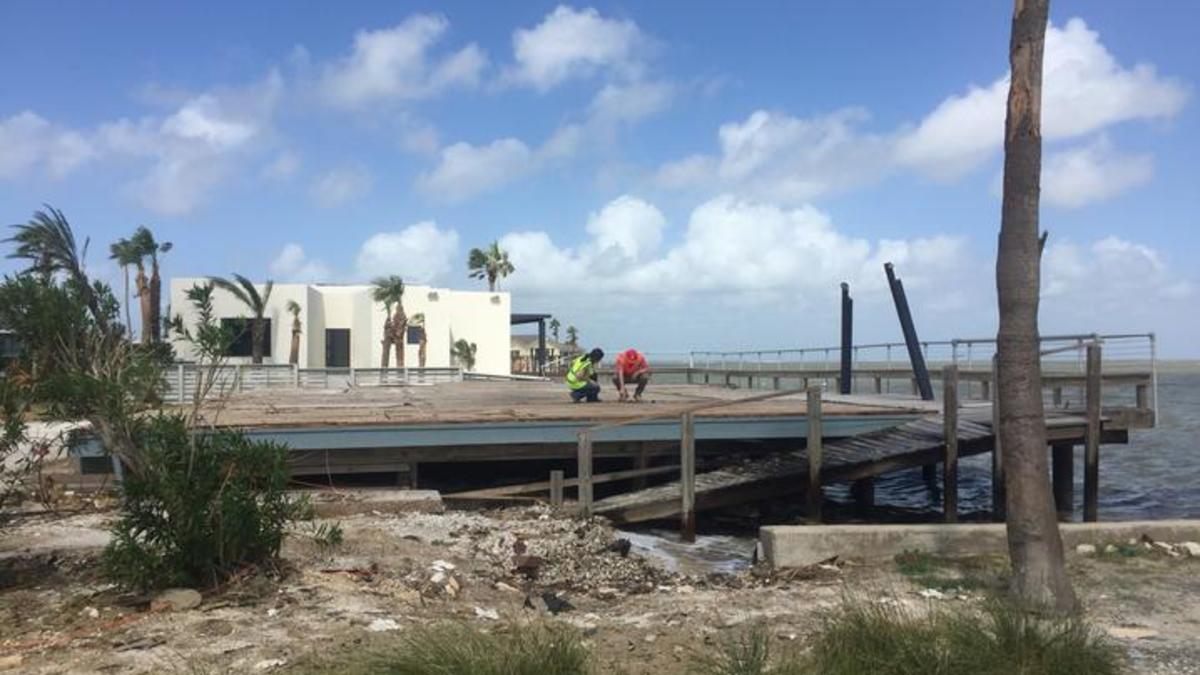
top-left (0, 111), bottom-right (96, 179)
top-left (655, 109), bottom-right (892, 203)
top-left (1043, 236), bottom-right (1192, 315)
top-left (895, 18), bottom-right (1188, 179)
top-left (261, 151), bottom-right (301, 181)
top-left (355, 221), bottom-right (460, 283)
top-left (500, 194), bottom-right (968, 302)
top-left (415, 138), bottom-right (533, 202)
top-left (1042, 136), bottom-right (1153, 208)
top-left (269, 243), bottom-right (333, 282)
top-left (311, 165), bottom-right (373, 207)
top-left (320, 14), bottom-right (486, 107)
top-left (98, 70), bottom-right (284, 214)
top-left (505, 5), bottom-right (645, 91)
top-left (587, 80), bottom-right (674, 125)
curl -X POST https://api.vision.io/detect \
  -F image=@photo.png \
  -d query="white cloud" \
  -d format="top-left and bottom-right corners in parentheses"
top-left (1042, 136), bottom-right (1153, 208)
top-left (416, 138), bottom-right (533, 202)
top-left (896, 18), bottom-right (1188, 179)
top-left (587, 80), bottom-right (674, 125)
top-left (262, 151), bottom-right (301, 181)
top-left (311, 165), bottom-right (373, 207)
top-left (505, 5), bottom-right (645, 91)
top-left (320, 14), bottom-right (486, 107)
top-left (269, 243), bottom-right (332, 282)
top-left (1043, 236), bottom-right (1192, 313)
top-left (98, 70), bottom-right (284, 214)
top-left (500, 194), bottom-right (968, 301)
top-left (654, 108), bottom-right (892, 203)
top-left (0, 111), bottom-right (96, 179)
top-left (355, 221), bottom-right (460, 283)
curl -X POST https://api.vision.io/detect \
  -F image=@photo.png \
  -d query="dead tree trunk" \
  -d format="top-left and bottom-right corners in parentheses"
top-left (997, 0), bottom-right (1077, 614)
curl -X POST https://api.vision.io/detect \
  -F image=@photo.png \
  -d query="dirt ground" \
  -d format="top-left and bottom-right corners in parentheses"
top-left (1, 505), bottom-right (1197, 674)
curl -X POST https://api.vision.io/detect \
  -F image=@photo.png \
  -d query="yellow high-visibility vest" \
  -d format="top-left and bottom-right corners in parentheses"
top-left (565, 354), bottom-right (594, 390)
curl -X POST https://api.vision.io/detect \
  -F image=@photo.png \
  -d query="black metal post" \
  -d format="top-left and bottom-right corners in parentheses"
top-left (884, 263), bottom-right (934, 401)
top-left (840, 282), bottom-right (853, 395)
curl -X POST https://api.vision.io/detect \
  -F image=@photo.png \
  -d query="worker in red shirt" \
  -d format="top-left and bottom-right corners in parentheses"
top-left (613, 348), bottom-right (651, 402)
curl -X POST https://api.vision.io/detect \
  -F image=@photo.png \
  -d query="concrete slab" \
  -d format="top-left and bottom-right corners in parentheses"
top-left (760, 520), bottom-right (1200, 568)
top-left (301, 489), bottom-right (445, 518)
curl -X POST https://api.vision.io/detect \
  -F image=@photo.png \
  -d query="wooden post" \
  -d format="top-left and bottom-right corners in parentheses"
top-left (577, 432), bottom-right (593, 516)
top-left (942, 365), bottom-right (959, 523)
top-left (991, 355), bottom-right (1006, 521)
top-left (1084, 343), bottom-right (1102, 522)
top-left (632, 443), bottom-right (650, 490)
top-left (874, 376), bottom-right (883, 394)
top-left (549, 470), bottom-right (564, 507)
top-left (1136, 383), bottom-right (1149, 410)
top-left (772, 376), bottom-right (781, 390)
top-left (680, 412), bottom-right (696, 543)
top-left (1052, 386), bottom-right (1063, 407)
top-left (806, 387), bottom-right (823, 522)
top-left (981, 379), bottom-right (990, 401)
top-left (1051, 443), bottom-right (1074, 520)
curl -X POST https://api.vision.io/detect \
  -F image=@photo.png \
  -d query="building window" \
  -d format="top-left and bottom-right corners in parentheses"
top-left (221, 318), bottom-right (271, 358)
top-left (407, 326), bottom-right (424, 345)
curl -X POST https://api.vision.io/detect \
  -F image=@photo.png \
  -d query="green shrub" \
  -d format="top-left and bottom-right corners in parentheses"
top-left (800, 600), bottom-right (1123, 675)
top-left (103, 414), bottom-right (301, 591)
top-left (293, 623), bottom-right (592, 675)
top-left (690, 624), bottom-right (803, 675)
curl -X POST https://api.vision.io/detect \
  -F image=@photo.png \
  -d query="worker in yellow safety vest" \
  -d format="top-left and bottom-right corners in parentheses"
top-left (565, 348), bottom-right (604, 402)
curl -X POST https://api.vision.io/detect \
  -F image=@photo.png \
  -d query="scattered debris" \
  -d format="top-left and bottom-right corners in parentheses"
top-left (541, 591), bottom-right (575, 615)
top-left (608, 538), bottom-right (632, 557)
top-left (1107, 626), bottom-right (1160, 641)
top-left (367, 618), bottom-right (401, 632)
top-left (150, 588), bottom-right (202, 612)
top-left (254, 658), bottom-right (287, 671)
top-left (473, 606), bottom-right (500, 620)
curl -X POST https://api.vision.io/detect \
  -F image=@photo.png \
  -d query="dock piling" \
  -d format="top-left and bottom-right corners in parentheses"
top-left (1084, 343), bottom-right (1102, 522)
top-left (806, 387), bottom-right (823, 522)
top-left (680, 412), bottom-right (696, 543)
top-left (943, 365), bottom-right (959, 523)
top-left (577, 432), bottom-right (594, 516)
top-left (549, 470), bottom-right (564, 507)
top-left (1051, 443), bottom-right (1074, 520)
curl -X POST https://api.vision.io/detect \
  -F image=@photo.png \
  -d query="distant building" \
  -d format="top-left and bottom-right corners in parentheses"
top-left (169, 280), bottom-right (511, 374)
top-left (510, 335), bottom-right (571, 373)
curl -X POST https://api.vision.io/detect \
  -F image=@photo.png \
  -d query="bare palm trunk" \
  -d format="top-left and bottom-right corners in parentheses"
top-left (392, 305), bottom-right (407, 368)
top-left (997, 0), bottom-right (1076, 615)
top-left (122, 266), bottom-right (133, 340)
top-left (149, 259), bottom-right (163, 342)
top-left (418, 332), bottom-right (427, 368)
top-left (135, 265), bottom-right (152, 345)
top-left (251, 318), bottom-right (265, 365)
top-left (380, 317), bottom-right (392, 368)
top-left (289, 318), bottom-right (301, 366)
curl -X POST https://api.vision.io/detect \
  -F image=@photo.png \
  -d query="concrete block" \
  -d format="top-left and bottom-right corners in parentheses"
top-left (300, 489), bottom-right (444, 518)
top-left (760, 520), bottom-right (1200, 568)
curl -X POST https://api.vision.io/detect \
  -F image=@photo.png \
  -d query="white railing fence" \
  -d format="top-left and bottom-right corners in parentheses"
top-left (163, 364), bottom-right (464, 401)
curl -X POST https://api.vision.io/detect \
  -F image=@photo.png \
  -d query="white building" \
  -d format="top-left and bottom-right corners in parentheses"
top-left (169, 280), bottom-right (511, 374)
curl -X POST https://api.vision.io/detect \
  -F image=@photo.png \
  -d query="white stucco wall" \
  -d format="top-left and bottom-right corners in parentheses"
top-left (168, 279), bottom-right (511, 374)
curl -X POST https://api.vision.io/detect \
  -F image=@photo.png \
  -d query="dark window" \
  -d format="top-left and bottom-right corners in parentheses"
top-left (221, 318), bottom-right (271, 358)
top-left (406, 326), bottom-right (424, 345)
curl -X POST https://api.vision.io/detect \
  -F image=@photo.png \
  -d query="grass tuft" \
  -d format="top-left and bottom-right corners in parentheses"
top-left (689, 625), bottom-right (803, 675)
top-left (290, 622), bottom-right (592, 675)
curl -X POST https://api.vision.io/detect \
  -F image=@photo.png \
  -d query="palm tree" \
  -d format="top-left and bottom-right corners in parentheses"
top-left (286, 300), bottom-right (302, 366)
top-left (996, 0), bottom-right (1075, 614)
top-left (565, 325), bottom-right (579, 348)
top-left (130, 227), bottom-right (171, 344)
top-left (211, 274), bottom-right (274, 364)
top-left (451, 339), bottom-right (477, 372)
top-left (109, 237), bottom-right (140, 339)
top-left (549, 318), bottom-right (561, 343)
top-left (371, 276), bottom-right (406, 368)
top-left (410, 313), bottom-right (428, 367)
top-left (6, 206), bottom-right (111, 335)
top-left (467, 241), bottom-right (515, 292)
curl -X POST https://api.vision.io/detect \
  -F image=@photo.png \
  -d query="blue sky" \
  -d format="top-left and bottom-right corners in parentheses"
top-left (1, 1), bottom-right (1197, 355)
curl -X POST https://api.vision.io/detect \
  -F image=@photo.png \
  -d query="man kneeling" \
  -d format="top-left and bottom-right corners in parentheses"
top-left (613, 348), bottom-right (651, 402)
top-left (566, 348), bottom-right (604, 403)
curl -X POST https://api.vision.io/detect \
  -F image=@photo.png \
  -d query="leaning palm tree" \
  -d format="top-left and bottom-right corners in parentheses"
top-left (286, 300), bottom-right (302, 366)
top-left (451, 339), bottom-right (477, 372)
top-left (211, 274), bottom-right (274, 364)
top-left (131, 226), bottom-right (171, 344)
top-left (410, 313), bottom-right (428, 368)
top-left (467, 241), bottom-right (515, 292)
top-left (565, 325), bottom-right (579, 348)
top-left (371, 276), bottom-right (407, 368)
top-left (109, 237), bottom-right (140, 339)
top-left (549, 318), bottom-right (561, 343)
top-left (6, 205), bottom-right (111, 335)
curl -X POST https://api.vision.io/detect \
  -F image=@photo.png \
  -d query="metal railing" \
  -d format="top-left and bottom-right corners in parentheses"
top-left (163, 364), bottom-right (464, 402)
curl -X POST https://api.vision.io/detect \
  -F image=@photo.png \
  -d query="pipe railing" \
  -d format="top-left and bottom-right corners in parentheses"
top-left (163, 364), bottom-right (465, 401)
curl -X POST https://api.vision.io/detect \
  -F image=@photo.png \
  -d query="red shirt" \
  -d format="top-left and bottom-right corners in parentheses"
top-left (616, 350), bottom-right (648, 378)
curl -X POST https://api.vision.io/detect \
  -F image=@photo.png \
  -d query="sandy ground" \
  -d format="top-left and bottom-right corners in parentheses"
top-left (1, 506), bottom-right (1197, 674)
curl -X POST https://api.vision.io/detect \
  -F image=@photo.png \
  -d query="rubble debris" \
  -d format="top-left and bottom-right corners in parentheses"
top-left (151, 588), bottom-right (202, 612)
top-left (541, 591), bottom-right (574, 615)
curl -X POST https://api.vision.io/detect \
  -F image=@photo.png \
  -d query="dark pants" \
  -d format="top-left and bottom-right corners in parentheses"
top-left (613, 372), bottom-right (650, 397)
top-left (570, 381), bottom-right (601, 403)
